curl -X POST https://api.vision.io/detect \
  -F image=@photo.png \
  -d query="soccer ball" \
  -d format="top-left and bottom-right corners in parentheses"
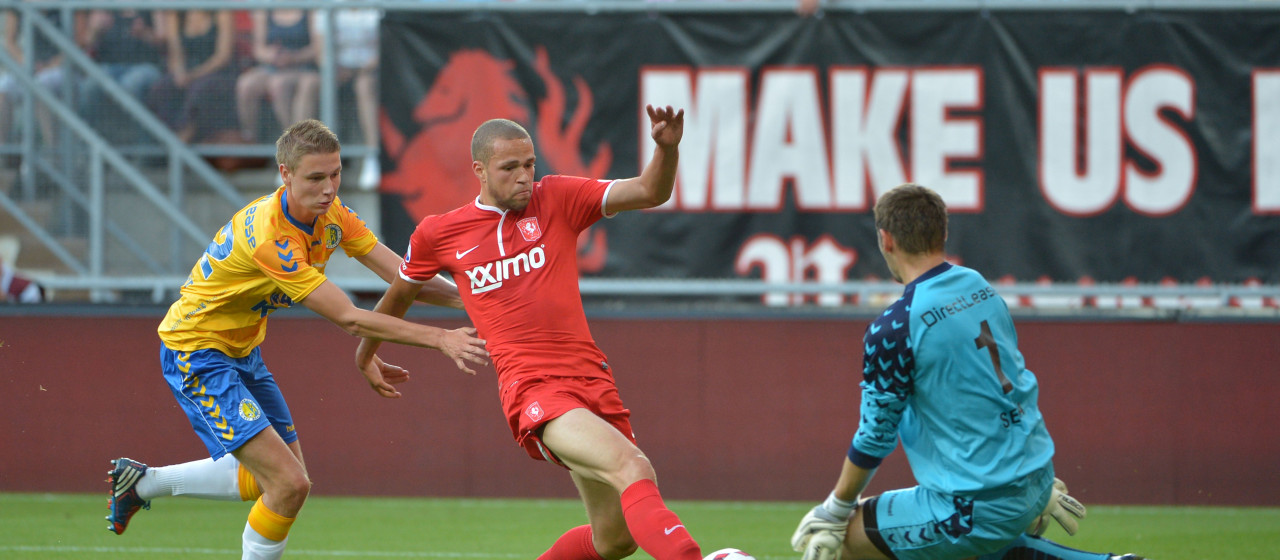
top-left (704, 548), bottom-right (756, 560)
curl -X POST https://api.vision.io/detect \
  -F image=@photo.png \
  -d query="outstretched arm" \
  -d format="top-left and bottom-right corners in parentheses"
top-left (299, 280), bottom-right (488, 397)
top-left (352, 275), bottom-right (487, 397)
top-left (604, 105), bottom-right (684, 214)
top-left (357, 243), bottom-right (464, 309)
top-left (353, 275), bottom-right (420, 391)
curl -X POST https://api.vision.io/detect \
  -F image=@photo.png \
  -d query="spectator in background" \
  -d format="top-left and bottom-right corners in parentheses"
top-left (0, 256), bottom-right (44, 303)
top-left (796, 0), bottom-right (823, 17)
top-left (76, 8), bottom-right (165, 141)
top-left (316, 1), bottom-right (381, 190)
top-left (146, 10), bottom-right (237, 144)
top-left (236, 10), bottom-right (319, 143)
top-left (0, 8), bottom-right (67, 149)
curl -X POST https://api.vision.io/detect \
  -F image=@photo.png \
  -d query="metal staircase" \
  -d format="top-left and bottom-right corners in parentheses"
top-left (0, 6), bottom-right (246, 300)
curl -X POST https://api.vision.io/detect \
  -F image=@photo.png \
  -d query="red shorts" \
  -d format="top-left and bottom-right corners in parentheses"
top-left (500, 375), bottom-right (634, 467)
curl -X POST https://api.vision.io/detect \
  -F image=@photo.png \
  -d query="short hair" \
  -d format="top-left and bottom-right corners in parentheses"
top-left (471, 119), bottom-right (531, 163)
top-left (873, 183), bottom-right (948, 255)
top-left (276, 119), bottom-right (341, 172)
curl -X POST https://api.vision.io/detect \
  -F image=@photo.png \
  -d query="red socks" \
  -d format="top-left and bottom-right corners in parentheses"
top-left (538, 525), bottom-right (603, 560)
top-left (620, 479), bottom-right (701, 560)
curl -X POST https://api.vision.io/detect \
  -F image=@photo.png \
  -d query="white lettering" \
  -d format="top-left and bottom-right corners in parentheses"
top-left (831, 68), bottom-right (909, 210)
top-left (503, 252), bottom-right (529, 279)
top-left (1254, 70), bottom-right (1280, 213)
top-left (911, 68), bottom-right (982, 210)
top-left (1040, 69), bottom-right (1123, 215)
top-left (1041, 67), bottom-right (1198, 216)
top-left (735, 234), bottom-right (791, 306)
top-left (748, 68), bottom-right (831, 210)
top-left (466, 246), bottom-right (546, 294)
top-left (735, 235), bottom-right (857, 306)
top-left (640, 69), bottom-right (747, 211)
top-left (641, 65), bottom-right (984, 212)
top-left (795, 236), bottom-right (857, 306)
top-left (1124, 66), bottom-right (1195, 216)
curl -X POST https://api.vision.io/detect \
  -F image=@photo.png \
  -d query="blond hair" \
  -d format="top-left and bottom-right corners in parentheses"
top-left (276, 119), bottom-right (341, 172)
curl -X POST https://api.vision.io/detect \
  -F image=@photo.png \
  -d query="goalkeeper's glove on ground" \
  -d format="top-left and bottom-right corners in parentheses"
top-left (1027, 477), bottom-right (1086, 536)
top-left (791, 492), bottom-right (857, 560)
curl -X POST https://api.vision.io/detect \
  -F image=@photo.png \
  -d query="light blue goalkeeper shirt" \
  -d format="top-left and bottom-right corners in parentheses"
top-left (850, 262), bottom-right (1054, 495)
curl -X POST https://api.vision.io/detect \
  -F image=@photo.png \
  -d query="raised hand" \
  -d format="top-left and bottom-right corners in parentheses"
top-left (646, 104), bottom-right (684, 148)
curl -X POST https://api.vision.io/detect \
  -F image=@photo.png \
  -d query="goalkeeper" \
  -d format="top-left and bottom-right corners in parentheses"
top-left (791, 184), bottom-right (1148, 560)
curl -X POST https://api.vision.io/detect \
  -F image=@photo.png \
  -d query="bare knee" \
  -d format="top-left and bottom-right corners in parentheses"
top-left (267, 469), bottom-right (312, 509)
top-left (609, 453), bottom-right (656, 492)
top-left (289, 470), bottom-right (312, 498)
top-left (266, 78), bottom-right (294, 104)
top-left (237, 72), bottom-right (268, 99)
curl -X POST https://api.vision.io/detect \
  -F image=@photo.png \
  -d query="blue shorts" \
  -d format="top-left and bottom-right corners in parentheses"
top-left (160, 345), bottom-right (297, 459)
top-left (863, 466), bottom-right (1054, 560)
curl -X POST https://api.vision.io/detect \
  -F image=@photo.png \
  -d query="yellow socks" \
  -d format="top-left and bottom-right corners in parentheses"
top-left (247, 498), bottom-right (295, 542)
top-left (238, 464), bottom-right (263, 501)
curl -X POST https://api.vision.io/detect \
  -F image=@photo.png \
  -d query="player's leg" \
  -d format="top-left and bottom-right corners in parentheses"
top-left (973, 535), bottom-right (1144, 560)
top-left (838, 499), bottom-right (893, 560)
top-left (106, 347), bottom-right (266, 534)
top-left (541, 408), bottom-right (700, 560)
top-left (233, 428), bottom-right (310, 560)
top-left (846, 474), bottom-right (1146, 560)
top-left (542, 408), bottom-right (653, 490)
top-left (135, 454), bottom-right (263, 501)
top-left (537, 472), bottom-right (635, 560)
top-left (233, 350), bottom-right (311, 560)
top-left (837, 488), bottom-right (990, 560)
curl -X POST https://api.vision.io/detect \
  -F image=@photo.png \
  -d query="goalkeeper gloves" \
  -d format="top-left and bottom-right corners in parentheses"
top-left (791, 492), bottom-right (857, 560)
top-left (1027, 477), bottom-right (1087, 536)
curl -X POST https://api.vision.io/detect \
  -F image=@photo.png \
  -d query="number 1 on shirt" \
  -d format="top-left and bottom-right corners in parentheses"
top-left (974, 320), bottom-right (1013, 394)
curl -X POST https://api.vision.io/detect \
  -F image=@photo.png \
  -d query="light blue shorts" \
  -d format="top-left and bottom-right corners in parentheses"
top-left (160, 345), bottom-right (297, 459)
top-left (863, 466), bottom-right (1054, 560)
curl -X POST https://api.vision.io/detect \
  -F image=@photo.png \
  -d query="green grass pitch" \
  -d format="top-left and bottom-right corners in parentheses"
top-left (1, 493), bottom-right (1276, 559)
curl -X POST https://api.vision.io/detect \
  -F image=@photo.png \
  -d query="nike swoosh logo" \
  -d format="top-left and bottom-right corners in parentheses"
top-left (664, 524), bottom-right (684, 535)
top-left (456, 245), bottom-right (480, 259)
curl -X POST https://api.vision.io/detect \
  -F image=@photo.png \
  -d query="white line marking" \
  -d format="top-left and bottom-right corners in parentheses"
top-left (0, 546), bottom-right (526, 558)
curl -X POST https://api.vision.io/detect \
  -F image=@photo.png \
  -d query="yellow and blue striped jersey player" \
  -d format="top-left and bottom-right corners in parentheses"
top-left (790, 184), bottom-right (1150, 560)
top-left (103, 120), bottom-right (490, 560)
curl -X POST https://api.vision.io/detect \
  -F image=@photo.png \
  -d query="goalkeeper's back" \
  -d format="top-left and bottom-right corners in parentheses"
top-left (899, 262), bottom-right (1055, 495)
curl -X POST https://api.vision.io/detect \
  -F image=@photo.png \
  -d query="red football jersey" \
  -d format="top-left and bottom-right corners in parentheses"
top-left (399, 175), bottom-right (616, 385)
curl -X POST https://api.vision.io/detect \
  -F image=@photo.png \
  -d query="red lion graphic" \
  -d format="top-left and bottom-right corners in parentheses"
top-left (380, 46), bottom-right (611, 272)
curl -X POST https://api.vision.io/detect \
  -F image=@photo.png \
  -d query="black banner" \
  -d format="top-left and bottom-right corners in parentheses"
top-left (377, 8), bottom-right (1280, 291)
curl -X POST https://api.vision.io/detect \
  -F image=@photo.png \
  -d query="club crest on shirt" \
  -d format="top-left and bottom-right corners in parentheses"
top-left (517, 217), bottom-right (542, 242)
top-left (525, 401), bottom-right (544, 422)
top-left (239, 399), bottom-right (263, 421)
top-left (324, 224), bottom-right (342, 249)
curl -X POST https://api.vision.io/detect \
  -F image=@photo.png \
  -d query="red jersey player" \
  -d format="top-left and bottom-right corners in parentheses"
top-left (355, 106), bottom-right (697, 559)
